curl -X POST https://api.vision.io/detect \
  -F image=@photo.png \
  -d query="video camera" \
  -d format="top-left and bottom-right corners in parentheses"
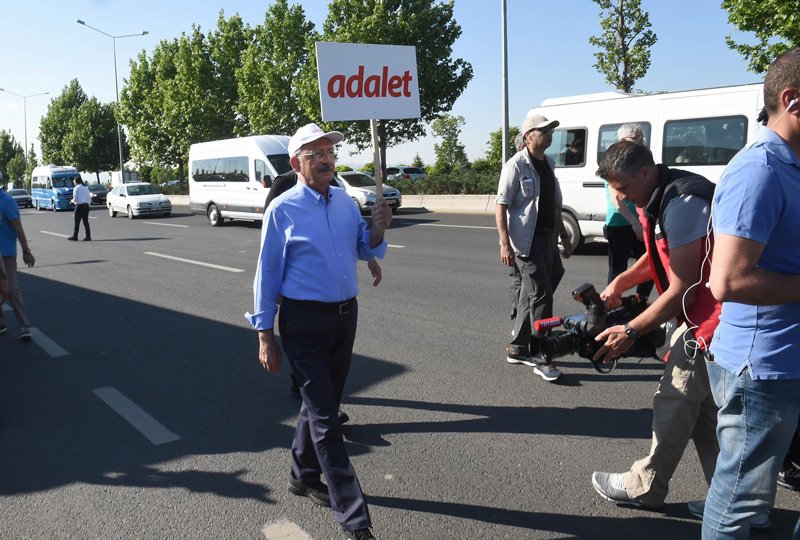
top-left (533, 283), bottom-right (666, 373)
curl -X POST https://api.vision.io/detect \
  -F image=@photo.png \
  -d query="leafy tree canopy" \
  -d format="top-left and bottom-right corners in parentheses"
top-left (39, 79), bottom-right (87, 164)
top-left (722, 0), bottom-right (800, 73)
top-left (0, 130), bottom-right (25, 184)
top-left (589, 0), bottom-right (657, 93)
top-left (431, 113), bottom-right (469, 174)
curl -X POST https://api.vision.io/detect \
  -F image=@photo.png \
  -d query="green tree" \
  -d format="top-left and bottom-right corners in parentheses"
top-left (120, 12), bottom-right (252, 180)
top-left (589, 0), bottom-right (657, 93)
top-left (411, 154), bottom-right (424, 168)
top-left (6, 154), bottom-right (26, 186)
top-left (64, 98), bottom-right (121, 182)
top-left (431, 114), bottom-right (469, 173)
top-left (39, 79), bottom-right (88, 164)
top-left (0, 131), bottom-right (25, 185)
top-left (237, 0), bottom-right (316, 134)
top-left (306, 0), bottom-right (473, 174)
top-left (482, 126), bottom-right (520, 172)
top-left (722, 0), bottom-right (800, 73)
top-left (25, 144), bottom-right (38, 185)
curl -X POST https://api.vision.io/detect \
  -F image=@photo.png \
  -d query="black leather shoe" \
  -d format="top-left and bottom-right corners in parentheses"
top-left (83, 237), bottom-right (91, 241)
top-left (338, 409), bottom-right (350, 424)
top-left (288, 473), bottom-right (330, 507)
top-left (345, 529), bottom-right (376, 540)
top-left (67, 236), bottom-right (77, 241)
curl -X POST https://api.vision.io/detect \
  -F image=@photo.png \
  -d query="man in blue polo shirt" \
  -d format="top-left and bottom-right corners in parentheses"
top-left (246, 123), bottom-right (390, 540)
top-left (704, 48), bottom-right (800, 539)
top-left (0, 187), bottom-right (35, 340)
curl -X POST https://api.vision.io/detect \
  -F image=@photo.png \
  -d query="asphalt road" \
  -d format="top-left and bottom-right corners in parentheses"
top-left (1, 205), bottom-right (798, 539)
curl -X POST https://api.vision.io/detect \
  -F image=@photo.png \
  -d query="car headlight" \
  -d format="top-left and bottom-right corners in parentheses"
top-left (366, 192), bottom-right (376, 202)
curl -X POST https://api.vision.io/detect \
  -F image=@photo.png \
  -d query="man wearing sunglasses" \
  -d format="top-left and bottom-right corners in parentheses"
top-left (247, 123), bottom-right (390, 540)
top-left (496, 114), bottom-right (573, 382)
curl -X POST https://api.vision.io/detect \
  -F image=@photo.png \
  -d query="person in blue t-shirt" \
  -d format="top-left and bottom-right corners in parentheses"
top-left (704, 48), bottom-right (800, 539)
top-left (0, 187), bottom-right (35, 340)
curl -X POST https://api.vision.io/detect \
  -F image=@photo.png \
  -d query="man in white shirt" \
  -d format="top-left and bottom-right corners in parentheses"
top-left (69, 178), bottom-right (92, 241)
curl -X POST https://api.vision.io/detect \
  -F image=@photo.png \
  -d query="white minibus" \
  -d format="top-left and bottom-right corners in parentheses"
top-left (188, 135), bottom-right (292, 226)
top-left (30, 165), bottom-right (81, 211)
top-left (527, 83), bottom-right (764, 247)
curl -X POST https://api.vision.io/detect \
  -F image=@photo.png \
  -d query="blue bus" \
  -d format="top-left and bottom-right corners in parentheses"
top-left (31, 165), bottom-right (80, 211)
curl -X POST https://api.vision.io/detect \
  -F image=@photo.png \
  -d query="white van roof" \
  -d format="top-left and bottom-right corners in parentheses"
top-left (190, 135), bottom-right (290, 155)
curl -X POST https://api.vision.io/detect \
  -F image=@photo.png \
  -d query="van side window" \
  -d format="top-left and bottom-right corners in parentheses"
top-left (597, 122), bottom-right (652, 163)
top-left (663, 116), bottom-right (747, 166)
top-left (547, 128), bottom-right (587, 167)
top-left (191, 156), bottom-right (249, 182)
top-left (255, 159), bottom-right (270, 187)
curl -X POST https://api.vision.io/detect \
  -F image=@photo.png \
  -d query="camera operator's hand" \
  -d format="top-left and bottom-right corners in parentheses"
top-left (600, 283), bottom-right (624, 309)
top-left (593, 324), bottom-right (634, 364)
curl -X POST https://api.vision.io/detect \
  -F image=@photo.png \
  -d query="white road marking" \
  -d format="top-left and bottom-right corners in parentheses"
top-left (29, 327), bottom-right (69, 357)
top-left (93, 386), bottom-right (181, 445)
top-left (142, 221), bottom-right (189, 228)
top-left (144, 251), bottom-right (244, 273)
top-left (41, 230), bottom-right (71, 238)
top-left (262, 520), bottom-right (312, 540)
top-left (418, 223), bottom-right (496, 230)
top-left (0, 311), bottom-right (68, 356)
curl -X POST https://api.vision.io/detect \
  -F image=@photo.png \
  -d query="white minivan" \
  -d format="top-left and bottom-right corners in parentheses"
top-left (526, 83), bottom-right (765, 248)
top-left (188, 135), bottom-right (292, 226)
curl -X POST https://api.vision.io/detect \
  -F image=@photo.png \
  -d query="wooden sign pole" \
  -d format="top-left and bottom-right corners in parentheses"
top-left (370, 118), bottom-right (384, 202)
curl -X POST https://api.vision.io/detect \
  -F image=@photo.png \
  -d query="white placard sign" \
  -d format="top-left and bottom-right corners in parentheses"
top-left (316, 42), bottom-right (421, 122)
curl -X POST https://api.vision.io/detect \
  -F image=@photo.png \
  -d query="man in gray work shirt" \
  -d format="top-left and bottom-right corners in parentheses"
top-left (495, 114), bottom-right (573, 382)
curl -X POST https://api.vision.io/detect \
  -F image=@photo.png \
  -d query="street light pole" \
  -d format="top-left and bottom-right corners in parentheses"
top-left (76, 19), bottom-right (148, 178)
top-left (0, 88), bottom-right (49, 168)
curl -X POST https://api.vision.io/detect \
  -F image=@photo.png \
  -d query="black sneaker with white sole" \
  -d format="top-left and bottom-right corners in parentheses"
top-left (532, 356), bottom-right (562, 382)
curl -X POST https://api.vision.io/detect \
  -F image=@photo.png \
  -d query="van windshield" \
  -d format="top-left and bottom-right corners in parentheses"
top-left (268, 154), bottom-right (292, 176)
top-left (52, 175), bottom-right (80, 188)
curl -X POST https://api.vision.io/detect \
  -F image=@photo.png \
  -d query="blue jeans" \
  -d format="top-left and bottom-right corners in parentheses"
top-left (702, 360), bottom-right (800, 539)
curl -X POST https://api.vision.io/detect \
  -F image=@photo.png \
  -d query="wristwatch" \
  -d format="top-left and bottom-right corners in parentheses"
top-left (624, 323), bottom-right (640, 340)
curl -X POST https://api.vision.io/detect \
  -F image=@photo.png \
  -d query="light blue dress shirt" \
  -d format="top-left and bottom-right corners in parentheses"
top-left (246, 182), bottom-right (386, 331)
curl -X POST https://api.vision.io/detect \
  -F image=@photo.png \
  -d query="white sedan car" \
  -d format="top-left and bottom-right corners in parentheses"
top-left (107, 183), bottom-right (172, 219)
top-left (335, 171), bottom-right (402, 213)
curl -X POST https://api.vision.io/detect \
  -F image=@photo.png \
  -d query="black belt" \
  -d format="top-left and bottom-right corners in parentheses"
top-left (283, 297), bottom-right (356, 315)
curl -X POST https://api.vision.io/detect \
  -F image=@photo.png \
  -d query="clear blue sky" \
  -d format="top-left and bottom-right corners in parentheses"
top-left (0, 0), bottom-right (762, 170)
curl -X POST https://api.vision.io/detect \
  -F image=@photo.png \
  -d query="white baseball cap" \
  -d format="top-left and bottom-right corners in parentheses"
top-left (521, 114), bottom-right (559, 135)
top-left (288, 123), bottom-right (344, 157)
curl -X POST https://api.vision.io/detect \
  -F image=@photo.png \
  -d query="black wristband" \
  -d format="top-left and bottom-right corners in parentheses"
top-left (624, 323), bottom-right (640, 340)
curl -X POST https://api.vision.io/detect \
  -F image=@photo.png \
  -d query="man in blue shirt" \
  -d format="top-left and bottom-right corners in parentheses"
top-left (247, 123), bottom-right (390, 540)
top-left (0, 187), bottom-right (35, 340)
top-left (704, 48), bottom-right (800, 539)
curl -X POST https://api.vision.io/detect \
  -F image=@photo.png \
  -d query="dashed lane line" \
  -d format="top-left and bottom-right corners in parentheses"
top-left (261, 520), bottom-right (313, 540)
top-left (40, 230), bottom-right (71, 238)
top-left (418, 223), bottom-right (496, 230)
top-left (388, 244), bottom-right (405, 248)
top-left (1, 306), bottom-right (68, 357)
top-left (142, 221), bottom-right (189, 228)
top-left (93, 386), bottom-right (181, 446)
top-left (144, 251), bottom-right (244, 273)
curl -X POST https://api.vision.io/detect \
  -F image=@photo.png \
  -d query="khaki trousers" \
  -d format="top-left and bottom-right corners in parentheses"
top-left (623, 327), bottom-right (719, 505)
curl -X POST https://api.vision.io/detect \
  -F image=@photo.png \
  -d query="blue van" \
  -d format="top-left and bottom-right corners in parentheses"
top-left (31, 165), bottom-right (80, 211)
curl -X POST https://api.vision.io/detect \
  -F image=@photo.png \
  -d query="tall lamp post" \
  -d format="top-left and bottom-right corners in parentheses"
top-left (76, 19), bottom-right (148, 177)
top-left (0, 88), bottom-right (50, 168)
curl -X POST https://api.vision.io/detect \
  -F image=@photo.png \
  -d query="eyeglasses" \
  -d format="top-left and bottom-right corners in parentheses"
top-left (298, 149), bottom-right (337, 162)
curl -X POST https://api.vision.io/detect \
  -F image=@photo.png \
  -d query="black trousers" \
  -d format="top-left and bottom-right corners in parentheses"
top-left (278, 299), bottom-right (370, 531)
top-left (605, 224), bottom-right (652, 298)
top-left (73, 203), bottom-right (91, 239)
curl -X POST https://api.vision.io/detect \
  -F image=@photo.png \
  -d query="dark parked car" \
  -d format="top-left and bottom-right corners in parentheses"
top-left (87, 184), bottom-right (109, 205)
top-left (8, 189), bottom-right (33, 208)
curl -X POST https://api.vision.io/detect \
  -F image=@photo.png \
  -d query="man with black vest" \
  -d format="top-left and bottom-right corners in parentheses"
top-left (588, 141), bottom-right (727, 513)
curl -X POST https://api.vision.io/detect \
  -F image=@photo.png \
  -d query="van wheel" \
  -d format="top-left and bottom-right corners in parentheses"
top-left (561, 212), bottom-right (583, 252)
top-left (127, 206), bottom-right (135, 219)
top-left (108, 205), bottom-right (117, 217)
top-left (207, 203), bottom-right (223, 226)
